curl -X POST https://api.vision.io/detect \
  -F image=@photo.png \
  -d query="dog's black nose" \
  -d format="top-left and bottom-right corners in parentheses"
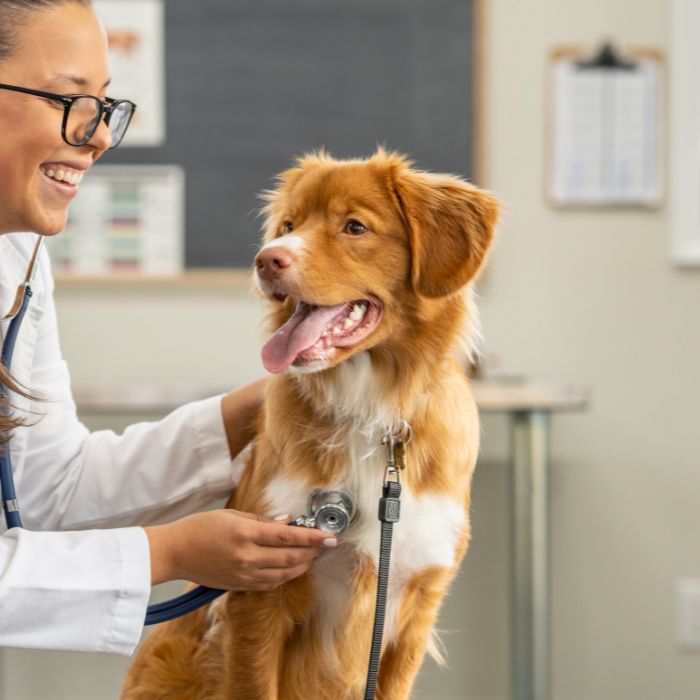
top-left (255, 246), bottom-right (294, 279)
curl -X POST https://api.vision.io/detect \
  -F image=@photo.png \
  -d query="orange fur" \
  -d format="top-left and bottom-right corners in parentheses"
top-left (122, 149), bottom-right (498, 699)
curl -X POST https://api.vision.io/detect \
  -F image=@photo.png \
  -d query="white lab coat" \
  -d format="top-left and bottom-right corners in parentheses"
top-left (0, 232), bottom-right (243, 654)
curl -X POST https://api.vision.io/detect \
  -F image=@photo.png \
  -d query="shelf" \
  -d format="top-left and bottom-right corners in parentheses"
top-left (54, 268), bottom-right (254, 291)
top-left (73, 379), bottom-right (589, 415)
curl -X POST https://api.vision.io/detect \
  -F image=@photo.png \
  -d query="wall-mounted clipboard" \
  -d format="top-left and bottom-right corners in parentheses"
top-left (546, 42), bottom-right (664, 207)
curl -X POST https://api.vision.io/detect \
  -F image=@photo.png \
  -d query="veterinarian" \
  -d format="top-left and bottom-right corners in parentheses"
top-left (0, 0), bottom-right (335, 654)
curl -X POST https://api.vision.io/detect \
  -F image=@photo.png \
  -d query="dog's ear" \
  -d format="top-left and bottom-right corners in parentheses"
top-left (393, 168), bottom-right (499, 298)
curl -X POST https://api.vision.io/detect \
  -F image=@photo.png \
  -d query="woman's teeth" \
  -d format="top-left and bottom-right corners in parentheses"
top-left (41, 167), bottom-right (84, 186)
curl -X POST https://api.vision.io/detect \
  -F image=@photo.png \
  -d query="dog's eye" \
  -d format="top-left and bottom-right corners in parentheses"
top-left (281, 221), bottom-right (294, 234)
top-left (344, 220), bottom-right (367, 235)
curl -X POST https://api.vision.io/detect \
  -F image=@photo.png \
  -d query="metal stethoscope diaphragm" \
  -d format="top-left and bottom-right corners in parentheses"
top-left (291, 489), bottom-right (357, 535)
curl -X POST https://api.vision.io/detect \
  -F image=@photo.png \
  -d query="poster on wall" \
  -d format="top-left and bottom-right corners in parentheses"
top-left (94, 0), bottom-right (165, 146)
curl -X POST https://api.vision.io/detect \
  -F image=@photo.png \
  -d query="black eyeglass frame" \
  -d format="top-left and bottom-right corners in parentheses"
top-left (0, 82), bottom-right (137, 150)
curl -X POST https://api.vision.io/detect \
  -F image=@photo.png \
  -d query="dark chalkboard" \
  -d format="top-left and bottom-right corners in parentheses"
top-left (104, 0), bottom-right (477, 268)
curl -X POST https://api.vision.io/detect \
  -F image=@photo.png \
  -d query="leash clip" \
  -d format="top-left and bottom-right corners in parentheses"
top-left (382, 419), bottom-right (411, 486)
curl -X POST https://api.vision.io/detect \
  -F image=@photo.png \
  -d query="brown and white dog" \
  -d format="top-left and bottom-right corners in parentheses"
top-left (122, 149), bottom-right (499, 700)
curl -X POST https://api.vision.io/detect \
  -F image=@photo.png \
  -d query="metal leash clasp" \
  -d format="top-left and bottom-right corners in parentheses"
top-left (382, 418), bottom-right (412, 486)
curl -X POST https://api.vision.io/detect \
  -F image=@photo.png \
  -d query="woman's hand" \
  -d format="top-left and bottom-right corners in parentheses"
top-left (145, 509), bottom-right (335, 590)
top-left (221, 378), bottom-right (269, 460)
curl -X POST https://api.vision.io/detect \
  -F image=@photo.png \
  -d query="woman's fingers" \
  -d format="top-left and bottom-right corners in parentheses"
top-left (247, 545), bottom-right (321, 570)
top-left (228, 509), bottom-right (337, 550)
top-left (242, 562), bottom-right (316, 590)
top-left (251, 520), bottom-right (336, 549)
top-left (151, 509), bottom-right (337, 591)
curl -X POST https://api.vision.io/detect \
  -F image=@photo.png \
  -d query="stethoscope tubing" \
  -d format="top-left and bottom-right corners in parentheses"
top-left (144, 586), bottom-right (226, 625)
top-left (0, 284), bottom-right (33, 531)
top-left (0, 251), bottom-right (223, 624)
top-left (0, 246), bottom-right (390, 686)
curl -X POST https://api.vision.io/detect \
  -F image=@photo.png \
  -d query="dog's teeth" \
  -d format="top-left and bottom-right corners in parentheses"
top-left (343, 318), bottom-right (354, 330)
top-left (333, 327), bottom-right (342, 335)
top-left (349, 304), bottom-right (364, 321)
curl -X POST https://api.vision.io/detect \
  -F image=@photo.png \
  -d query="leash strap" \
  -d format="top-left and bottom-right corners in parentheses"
top-left (364, 479), bottom-right (401, 700)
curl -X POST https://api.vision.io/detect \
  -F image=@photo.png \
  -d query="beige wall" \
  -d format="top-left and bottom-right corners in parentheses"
top-left (5, 1), bottom-right (700, 698)
top-left (481, 0), bottom-right (700, 699)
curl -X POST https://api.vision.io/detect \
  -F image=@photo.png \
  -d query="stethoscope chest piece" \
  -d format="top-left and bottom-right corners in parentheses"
top-left (292, 489), bottom-right (357, 535)
top-left (310, 489), bottom-right (357, 535)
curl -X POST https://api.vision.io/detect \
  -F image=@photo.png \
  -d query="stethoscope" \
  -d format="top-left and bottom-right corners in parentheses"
top-left (0, 235), bottom-right (44, 529)
top-left (0, 241), bottom-right (356, 624)
top-left (0, 235), bottom-right (224, 624)
top-left (0, 237), bottom-right (401, 696)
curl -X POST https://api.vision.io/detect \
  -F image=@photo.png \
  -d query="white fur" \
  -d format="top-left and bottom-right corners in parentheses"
top-left (459, 284), bottom-right (483, 364)
top-left (260, 233), bottom-right (306, 256)
top-left (259, 327), bottom-right (469, 667)
top-left (203, 596), bottom-right (225, 645)
top-left (255, 234), bottom-right (307, 298)
top-left (262, 428), bottom-right (466, 659)
top-left (300, 351), bottom-right (397, 437)
top-left (231, 443), bottom-right (252, 484)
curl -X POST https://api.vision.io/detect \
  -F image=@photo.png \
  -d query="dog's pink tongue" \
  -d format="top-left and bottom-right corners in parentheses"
top-left (262, 301), bottom-right (346, 373)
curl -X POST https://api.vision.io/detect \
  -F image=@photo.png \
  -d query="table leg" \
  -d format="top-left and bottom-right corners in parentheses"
top-left (512, 410), bottom-right (550, 700)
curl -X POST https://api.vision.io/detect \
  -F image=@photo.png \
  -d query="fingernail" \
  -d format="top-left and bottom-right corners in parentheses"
top-left (323, 538), bottom-right (337, 547)
top-left (274, 513), bottom-right (290, 521)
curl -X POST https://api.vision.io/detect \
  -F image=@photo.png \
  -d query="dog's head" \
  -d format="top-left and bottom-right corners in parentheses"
top-left (255, 149), bottom-right (499, 375)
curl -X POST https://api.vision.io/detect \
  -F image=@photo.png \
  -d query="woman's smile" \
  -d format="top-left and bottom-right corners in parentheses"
top-left (39, 160), bottom-right (88, 199)
top-left (40, 162), bottom-right (87, 186)
top-left (0, 3), bottom-right (110, 234)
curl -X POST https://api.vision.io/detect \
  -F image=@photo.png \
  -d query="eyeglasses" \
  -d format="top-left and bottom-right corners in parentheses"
top-left (0, 83), bottom-right (136, 150)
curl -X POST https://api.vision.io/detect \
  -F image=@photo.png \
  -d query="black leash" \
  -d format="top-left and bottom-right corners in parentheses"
top-left (364, 427), bottom-right (408, 699)
top-left (364, 478), bottom-right (401, 699)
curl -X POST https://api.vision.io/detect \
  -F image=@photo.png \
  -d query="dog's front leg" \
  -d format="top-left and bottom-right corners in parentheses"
top-left (376, 566), bottom-right (455, 700)
top-left (220, 591), bottom-right (291, 699)
top-left (221, 576), bottom-right (312, 700)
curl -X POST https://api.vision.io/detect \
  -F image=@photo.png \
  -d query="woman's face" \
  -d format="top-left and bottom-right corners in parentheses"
top-left (0, 3), bottom-right (111, 236)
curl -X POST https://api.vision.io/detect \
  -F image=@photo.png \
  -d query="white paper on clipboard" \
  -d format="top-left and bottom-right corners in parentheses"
top-left (548, 48), bottom-right (663, 207)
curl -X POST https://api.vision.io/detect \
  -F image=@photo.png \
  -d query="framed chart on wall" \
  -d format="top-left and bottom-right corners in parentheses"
top-left (671, 0), bottom-right (700, 266)
top-left (47, 166), bottom-right (184, 276)
top-left (93, 0), bottom-right (165, 147)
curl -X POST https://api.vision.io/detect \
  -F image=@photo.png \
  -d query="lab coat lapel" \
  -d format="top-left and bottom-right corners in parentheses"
top-left (0, 234), bottom-right (46, 485)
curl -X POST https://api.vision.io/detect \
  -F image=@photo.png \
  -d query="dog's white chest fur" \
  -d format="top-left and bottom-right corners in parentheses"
top-left (262, 434), bottom-right (466, 648)
top-left (262, 353), bottom-right (468, 651)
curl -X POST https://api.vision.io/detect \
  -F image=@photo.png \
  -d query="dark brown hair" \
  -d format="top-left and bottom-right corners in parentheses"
top-left (0, 2), bottom-right (90, 442)
top-left (0, 1), bottom-right (91, 442)
top-left (0, 365), bottom-right (34, 448)
top-left (0, 0), bottom-right (94, 61)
